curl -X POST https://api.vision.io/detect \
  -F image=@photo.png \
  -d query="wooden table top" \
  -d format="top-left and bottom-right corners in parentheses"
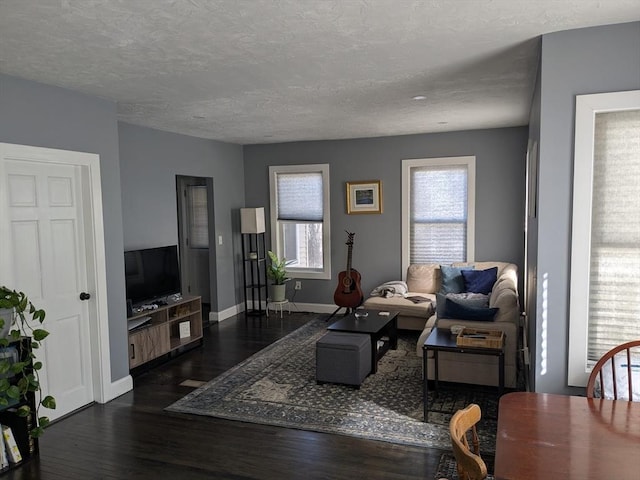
top-left (495, 392), bottom-right (640, 479)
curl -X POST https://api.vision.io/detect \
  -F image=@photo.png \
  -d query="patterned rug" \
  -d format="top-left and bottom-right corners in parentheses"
top-left (435, 453), bottom-right (495, 480)
top-left (166, 317), bottom-right (499, 449)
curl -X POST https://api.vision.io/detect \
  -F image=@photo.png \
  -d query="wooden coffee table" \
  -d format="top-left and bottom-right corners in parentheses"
top-left (422, 326), bottom-right (505, 421)
top-left (327, 309), bottom-right (399, 374)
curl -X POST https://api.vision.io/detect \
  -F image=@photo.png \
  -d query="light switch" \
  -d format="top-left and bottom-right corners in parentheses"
top-left (218, 235), bottom-right (223, 245)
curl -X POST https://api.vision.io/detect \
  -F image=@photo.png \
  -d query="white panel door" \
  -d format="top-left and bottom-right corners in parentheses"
top-left (4, 160), bottom-right (93, 420)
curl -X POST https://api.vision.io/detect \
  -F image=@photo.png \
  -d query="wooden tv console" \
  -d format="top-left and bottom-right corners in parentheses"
top-left (127, 296), bottom-right (203, 369)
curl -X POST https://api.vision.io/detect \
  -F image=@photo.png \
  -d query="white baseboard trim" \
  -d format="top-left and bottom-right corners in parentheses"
top-left (211, 301), bottom-right (339, 321)
top-left (288, 302), bottom-right (337, 314)
top-left (210, 303), bottom-right (242, 322)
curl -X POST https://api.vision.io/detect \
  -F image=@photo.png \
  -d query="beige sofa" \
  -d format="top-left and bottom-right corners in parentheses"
top-left (363, 261), bottom-right (520, 388)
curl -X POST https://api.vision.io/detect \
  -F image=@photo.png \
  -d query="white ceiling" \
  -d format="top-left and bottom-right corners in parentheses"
top-left (1, 1), bottom-right (638, 145)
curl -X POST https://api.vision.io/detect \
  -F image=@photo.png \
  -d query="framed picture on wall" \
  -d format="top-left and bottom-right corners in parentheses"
top-left (346, 180), bottom-right (382, 214)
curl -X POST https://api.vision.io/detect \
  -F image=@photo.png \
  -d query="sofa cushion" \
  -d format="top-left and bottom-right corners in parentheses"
top-left (439, 265), bottom-right (473, 294)
top-left (490, 287), bottom-right (520, 323)
top-left (363, 293), bottom-right (435, 320)
top-left (406, 264), bottom-right (439, 294)
top-left (461, 267), bottom-right (497, 294)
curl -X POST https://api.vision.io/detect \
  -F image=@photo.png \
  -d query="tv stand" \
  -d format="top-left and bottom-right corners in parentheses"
top-left (127, 296), bottom-right (203, 369)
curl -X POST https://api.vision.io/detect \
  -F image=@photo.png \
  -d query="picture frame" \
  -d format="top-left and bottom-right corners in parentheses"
top-left (346, 180), bottom-right (382, 214)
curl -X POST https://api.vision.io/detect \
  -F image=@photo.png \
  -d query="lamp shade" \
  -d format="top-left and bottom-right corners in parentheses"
top-left (240, 207), bottom-right (265, 234)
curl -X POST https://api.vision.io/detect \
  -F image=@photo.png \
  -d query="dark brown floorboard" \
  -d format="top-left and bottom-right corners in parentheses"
top-left (8, 312), bottom-right (445, 479)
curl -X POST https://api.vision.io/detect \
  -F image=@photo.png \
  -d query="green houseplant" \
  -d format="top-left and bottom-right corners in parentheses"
top-left (266, 251), bottom-right (291, 302)
top-left (0, 286), bottom-right (56, 438)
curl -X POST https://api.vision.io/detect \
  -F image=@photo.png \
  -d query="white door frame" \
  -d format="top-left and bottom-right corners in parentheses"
top-left (0, 142), bottom-right (114, 404)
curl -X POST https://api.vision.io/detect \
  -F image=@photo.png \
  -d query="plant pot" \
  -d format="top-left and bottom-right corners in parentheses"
top-left (0, 308), bottom-right (14, 339)
top-left (269, 284), bottom-right (287, 302)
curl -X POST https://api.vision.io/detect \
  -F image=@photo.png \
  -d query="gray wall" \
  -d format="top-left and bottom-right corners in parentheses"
top-left (118, 122), bottom-right (245, 313)
top-left (0, 74), bottom-right (246, 383)
top-left (244, 127), bottom-right (528, 305)
top-left (533, 21), bottom-right (640, 394)
top-left (0, 74), bottom-right (128, 381)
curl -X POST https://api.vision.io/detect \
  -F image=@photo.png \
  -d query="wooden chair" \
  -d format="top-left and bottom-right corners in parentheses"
top-left (586, 340), bottom-right (640, 401)
top-left (449, 403), bottom-right (488, 480)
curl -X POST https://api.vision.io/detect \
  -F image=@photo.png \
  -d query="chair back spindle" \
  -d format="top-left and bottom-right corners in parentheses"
top-left (587, 340), bottom-right (640, 401)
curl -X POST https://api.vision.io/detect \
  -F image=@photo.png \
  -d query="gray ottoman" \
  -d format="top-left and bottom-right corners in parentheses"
top-left (316, 331), bottom-right (371, 387)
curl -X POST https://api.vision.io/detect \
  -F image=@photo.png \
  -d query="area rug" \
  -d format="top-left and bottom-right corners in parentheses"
top-left (166, 317), bottom-right (499, 449)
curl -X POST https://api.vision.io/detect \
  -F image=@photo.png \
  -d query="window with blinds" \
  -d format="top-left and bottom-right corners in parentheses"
top-left (411, 165), bottom-right (469, 263)
top-left (269, 164), bottom-right (331, 279)
top-left (187, 185), bottom-right (209, 248)
top-left (402, 157), bottom-right (476, 273)
top-left (568, 90), bottom-right (640, 387)
top-left (587, 109), bottom-right (640, 362)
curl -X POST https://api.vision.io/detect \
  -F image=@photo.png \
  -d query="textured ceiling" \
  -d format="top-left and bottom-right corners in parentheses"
top-left (0, 1), bottom-right (638, 144)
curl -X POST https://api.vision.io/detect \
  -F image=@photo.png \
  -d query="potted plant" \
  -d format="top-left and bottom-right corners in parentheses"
top-left (0, 286), bottom-right (56, 438)
top-left (266, 251), bottom-right (291, 302)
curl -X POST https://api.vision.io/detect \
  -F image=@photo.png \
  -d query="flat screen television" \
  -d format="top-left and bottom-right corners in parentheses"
top-left (124, 245), bottom-right (181, 306)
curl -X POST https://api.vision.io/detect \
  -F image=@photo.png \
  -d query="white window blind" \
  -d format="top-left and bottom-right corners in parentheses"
top-left (187, 185), bottom-right (209, 248)
top-left (587, 109), bottom-right (640, 363)
top-left (409, 163), bottom-right (469, 264)
top-left (269, 164), bottom-right (331, 279)
top-left (276, 172), bottom-right (323, 222)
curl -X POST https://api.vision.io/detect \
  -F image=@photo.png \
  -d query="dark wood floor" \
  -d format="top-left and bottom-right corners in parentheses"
top-left (9, 312), bottom-right (445, 479)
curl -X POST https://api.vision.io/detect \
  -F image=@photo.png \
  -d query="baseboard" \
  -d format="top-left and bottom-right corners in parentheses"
top-left (288, 302), bottom-right (337, 314)
top-left (211, 301), bottom-right (340, 321)
top-left (210, 303), bottom-right (242, 322)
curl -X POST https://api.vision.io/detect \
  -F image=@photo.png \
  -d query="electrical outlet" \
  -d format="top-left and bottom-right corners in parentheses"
top-left (295, 281), bottom-right (302, 290)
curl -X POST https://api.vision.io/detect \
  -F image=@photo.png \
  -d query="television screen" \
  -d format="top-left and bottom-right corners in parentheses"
top-left (124, 245), bottom-right (181, 305)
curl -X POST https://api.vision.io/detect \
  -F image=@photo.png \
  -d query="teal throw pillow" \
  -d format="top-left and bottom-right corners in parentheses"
top-left (461, 267), bottom-right (498, 295)
top-left (439, 265), bottom-right (474, 294)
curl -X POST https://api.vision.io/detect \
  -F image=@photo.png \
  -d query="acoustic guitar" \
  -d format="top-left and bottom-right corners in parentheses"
top-left (333, 231), bottom-right (364, 309)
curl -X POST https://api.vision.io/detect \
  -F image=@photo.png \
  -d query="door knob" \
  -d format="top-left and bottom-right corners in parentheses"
top-left (79, 292), bottom-right (91, 301)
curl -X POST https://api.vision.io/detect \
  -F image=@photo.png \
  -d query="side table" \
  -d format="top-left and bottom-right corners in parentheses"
top-left (422, 327), bottom-right (505, 421)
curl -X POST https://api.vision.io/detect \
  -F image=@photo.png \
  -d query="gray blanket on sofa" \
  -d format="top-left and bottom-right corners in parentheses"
top-left (369, 281), bottom-right (408, 298)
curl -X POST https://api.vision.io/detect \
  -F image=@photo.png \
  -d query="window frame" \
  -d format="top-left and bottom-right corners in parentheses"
top-left (269, 164), bottom-right (331, 280)
top-left (401, 156), bottom-right (476, 276)
top-left (568, 90), bottom-right (640, 387)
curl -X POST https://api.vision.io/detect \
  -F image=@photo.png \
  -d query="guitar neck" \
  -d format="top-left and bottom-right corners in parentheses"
top-left (346, 243), bottom-right (353, 274)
